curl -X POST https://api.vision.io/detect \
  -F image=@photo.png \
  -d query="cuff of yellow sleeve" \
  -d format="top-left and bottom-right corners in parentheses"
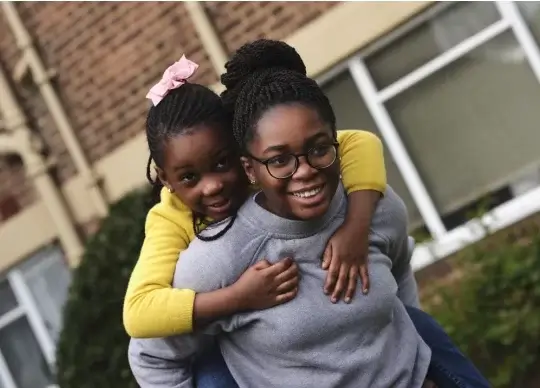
top-left (346, 183), bottom-right (387, 196)
top-left (169, 288), bottom-right (196, 334)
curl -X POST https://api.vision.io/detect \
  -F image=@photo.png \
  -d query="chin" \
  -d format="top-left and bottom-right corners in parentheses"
top-left (291, 200), bottom-right (331, 220)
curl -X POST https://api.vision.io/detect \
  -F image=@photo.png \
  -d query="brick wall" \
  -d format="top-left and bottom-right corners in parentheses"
top-left (0, 17), bottom-right (36, 209)
top-left (0, 1), bottom-right (338, 220)
top-left (203, 1), bottom-right (338, 55)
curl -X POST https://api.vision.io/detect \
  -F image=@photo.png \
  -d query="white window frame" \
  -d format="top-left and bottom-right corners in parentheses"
top-left (323, 1), bottom-right (540, 270)
top-left (0, 247), bottom-right (64, 388)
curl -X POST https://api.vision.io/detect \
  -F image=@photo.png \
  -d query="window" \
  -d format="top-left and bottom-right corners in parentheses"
top-left (18, 247), bottom-right (71, 343)
top-left (364, 2), bottom-right (540, 218)
top-left (319, 1), bottom-right (540, 266)
top-left (366, 2), bottom-right (502, 89)
top-left (321, 70), bottom-right (423, 229)
top-left (384, 29), bottom-right (540, 217)
top-left (0, 246), bottom-right (71, 388)
top-left (519, 3), bottom-right (540, 45)
top-left (0, 318), bottom-right (54, 388)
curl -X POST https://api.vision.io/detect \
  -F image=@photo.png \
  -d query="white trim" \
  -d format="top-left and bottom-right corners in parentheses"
top-left (360, 2), bottom-right (454, 59)
top-left (8, 270), bottom-right (56, 367)
top-left (497, 1), bottom-right (540, 83)
top-left (347, 58), bottom-right (447, 239)
top-left (411, 184), bottom-right (540, 271)
top-left (0, 351), bottom-right (16, 388)
top-left (0, 306), bottom-right (24, 330)
top-left (377, 18), bottom-right (510, 102)
top-left (316, 61), bottom-right (350, 86)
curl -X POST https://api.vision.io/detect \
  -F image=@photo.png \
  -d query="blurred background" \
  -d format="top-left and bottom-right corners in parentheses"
top-left (1, 1), bottom-right (540, 387)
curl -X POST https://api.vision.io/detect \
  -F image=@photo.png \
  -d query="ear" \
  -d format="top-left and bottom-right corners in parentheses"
top-left (155, 166), bottom-right (173, 192)
top-left (240, 156), bottom-right (256, 184)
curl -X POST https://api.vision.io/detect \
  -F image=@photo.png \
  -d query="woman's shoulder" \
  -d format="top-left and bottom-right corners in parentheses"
top-left (371, 185), bottom-right (408, 239)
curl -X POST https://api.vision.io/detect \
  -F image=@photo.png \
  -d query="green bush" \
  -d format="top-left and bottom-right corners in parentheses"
top-left (56, 189), bottom-right (151, 388)
top-left (427, 228), bottom-right (540, 387)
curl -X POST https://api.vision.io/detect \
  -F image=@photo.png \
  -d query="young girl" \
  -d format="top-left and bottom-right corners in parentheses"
top-left (122, 55), bottom-right (387, 339)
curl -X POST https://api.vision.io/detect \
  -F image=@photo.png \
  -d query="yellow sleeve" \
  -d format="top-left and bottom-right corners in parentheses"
top-left (123, 189), bottom-right (197, 338)
top-left (336, 129), bottom-right (387, 195)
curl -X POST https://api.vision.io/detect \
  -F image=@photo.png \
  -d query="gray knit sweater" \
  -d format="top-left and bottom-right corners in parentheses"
top-left (129, 184), bottom-right (431, 388)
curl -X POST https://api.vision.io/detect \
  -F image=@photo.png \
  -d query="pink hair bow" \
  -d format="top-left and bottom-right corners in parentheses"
top-left (146, 55), bottom-right (199, 106)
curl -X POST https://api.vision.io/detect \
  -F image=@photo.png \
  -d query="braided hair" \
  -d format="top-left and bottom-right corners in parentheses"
top-left (145, 83), bottom-right (234, 241)
top-left (220, 39), bottom-right (336, 150)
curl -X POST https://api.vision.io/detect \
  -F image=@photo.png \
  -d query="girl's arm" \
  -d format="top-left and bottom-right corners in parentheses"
top-left (337, 129), bottom-right (386, 194)
top-left (322, 130), bottom-right (386, 303)
top-left (123, 193), bottom-right (298, 338)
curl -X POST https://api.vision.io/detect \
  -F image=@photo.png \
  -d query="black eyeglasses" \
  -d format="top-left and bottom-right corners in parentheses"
top-left (248, 142), bottom-right (339, 179)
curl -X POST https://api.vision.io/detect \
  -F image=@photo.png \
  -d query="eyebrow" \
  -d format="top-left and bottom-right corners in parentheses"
top-left (172, 164), bottom-right (192, 173)
top-left (172, 146), bottom-right (230, 172)
top-left (262, 131), bottom-right (331, 155)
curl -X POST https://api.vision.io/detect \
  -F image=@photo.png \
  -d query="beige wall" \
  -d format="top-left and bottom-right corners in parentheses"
top-left (0, 1), bottom-right (431, 271)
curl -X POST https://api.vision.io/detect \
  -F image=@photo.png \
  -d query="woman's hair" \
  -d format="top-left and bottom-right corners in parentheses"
top-left (145, 83), bottom-right (233, 241)
top-left (220, 39), bottom-right (336, 150)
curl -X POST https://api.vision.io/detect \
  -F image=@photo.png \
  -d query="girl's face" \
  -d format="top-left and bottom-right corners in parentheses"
top-left (242, 103), bottom-right (340, 220)
top-left (157, 124), bottom-right (248, 221)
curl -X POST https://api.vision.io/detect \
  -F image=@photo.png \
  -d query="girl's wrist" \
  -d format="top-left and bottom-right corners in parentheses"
top-left (224, 284), bottom-right (246, 313)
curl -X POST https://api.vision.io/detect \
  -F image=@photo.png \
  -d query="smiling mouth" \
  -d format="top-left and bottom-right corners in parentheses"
top-left (207, 199), bottom-right (231, 212)
top-left (290, 185), bottom-right (324, 199)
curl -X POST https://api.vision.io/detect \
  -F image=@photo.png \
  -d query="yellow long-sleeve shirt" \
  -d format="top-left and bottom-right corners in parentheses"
top-left (123, 129), bottom-right (386, 338)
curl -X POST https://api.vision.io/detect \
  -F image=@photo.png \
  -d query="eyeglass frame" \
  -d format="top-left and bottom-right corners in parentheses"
top-left (245, 142), bottom-right (340, 179)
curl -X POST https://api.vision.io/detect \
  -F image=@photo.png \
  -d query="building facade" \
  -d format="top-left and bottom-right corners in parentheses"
top-left (1, 2), bottom-right (540, 387)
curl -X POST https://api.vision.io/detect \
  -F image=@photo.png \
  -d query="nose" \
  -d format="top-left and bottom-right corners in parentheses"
top-left (292, 156), bottom-right (318, 180)
top-left (201, 177), bottom-right (224, 197)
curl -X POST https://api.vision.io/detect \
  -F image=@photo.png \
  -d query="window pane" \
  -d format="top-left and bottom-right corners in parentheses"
top-left (385, 31), bottom-right (540, 216)
top-left (0, 280), bottom-right (17, 317)
top-left (19, 246), bottom-right (71, 343)
top-left (322, 70), bottom-right (423, 229)
top-left (0, 317), bottom-right (54, 388)
top-left (518, 2), bottom-right (540, 45)
top-left (366, 2), bottom-right (501, 89)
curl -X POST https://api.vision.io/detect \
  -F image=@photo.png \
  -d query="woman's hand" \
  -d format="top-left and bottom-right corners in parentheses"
top-left (322, 225), bottom-right (369, 303)
top-left (232, 258), bottom-right (299, 311)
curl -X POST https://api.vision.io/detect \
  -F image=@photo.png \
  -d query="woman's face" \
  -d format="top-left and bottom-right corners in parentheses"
top-left (243, 103), bottom-right (340, 220)
top-left (157, 124), bottom-right (248, 221)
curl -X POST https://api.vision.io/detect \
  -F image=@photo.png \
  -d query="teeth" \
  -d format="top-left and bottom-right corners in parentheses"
top-left (292, 187), bottom-right (322, 198)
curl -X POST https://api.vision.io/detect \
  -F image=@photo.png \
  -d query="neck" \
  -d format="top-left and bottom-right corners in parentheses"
top-left (255, 193), bottom-right (297, 220)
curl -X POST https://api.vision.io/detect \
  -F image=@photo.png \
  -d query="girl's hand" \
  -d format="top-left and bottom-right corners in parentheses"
top-left (232, 258), bottom-right (299, 311)
top-left (322, 190), bottom-right (379, 304)
top-left (322, 225), bottom-right (370, 304)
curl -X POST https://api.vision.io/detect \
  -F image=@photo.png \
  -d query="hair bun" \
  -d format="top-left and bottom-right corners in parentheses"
top-left (221, 39), bottom-right (307, 93)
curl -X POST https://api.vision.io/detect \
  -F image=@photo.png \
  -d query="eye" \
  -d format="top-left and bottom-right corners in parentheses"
top-left (215, 156), bottom-right (231, 171)
top-left (266, 154), bottom-right (291, 167)
top-left (310, 144), bottom-right (331, 157)
top-left (179, 173), bottom-right (198, 184)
